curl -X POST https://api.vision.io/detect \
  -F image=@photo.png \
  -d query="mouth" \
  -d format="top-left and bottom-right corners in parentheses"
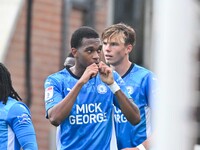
top-left (94, 60), bottom-right (100, 64)
top-left (105, 54), bottom-right (112, 60)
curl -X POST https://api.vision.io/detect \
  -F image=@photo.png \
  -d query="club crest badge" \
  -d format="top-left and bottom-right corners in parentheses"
top-left (97, 84), bottom-right (107, 94)
top-left (126, 86), bottom-right (134, 95)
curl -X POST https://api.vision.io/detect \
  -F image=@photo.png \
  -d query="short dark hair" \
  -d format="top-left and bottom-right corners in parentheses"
top-left (70, 26), bottom-right (99, 49)
top-left (0, 63), bottom-right (22, 104)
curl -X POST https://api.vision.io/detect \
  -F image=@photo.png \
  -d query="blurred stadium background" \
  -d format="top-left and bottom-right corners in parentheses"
top-left (0, 0), bottom-right (199, 149)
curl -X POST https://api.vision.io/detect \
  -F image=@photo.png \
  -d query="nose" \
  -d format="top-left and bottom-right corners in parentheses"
top-left (103, 44), bottom-right (111, 53)
top-left (93, 50), bottom-right (100, 60)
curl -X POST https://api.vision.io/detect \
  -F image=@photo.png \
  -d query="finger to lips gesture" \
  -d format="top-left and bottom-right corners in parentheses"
top-left (98, 61), bottom-right (114, 85)
top-left (80, 63), bottom-right (99, 83)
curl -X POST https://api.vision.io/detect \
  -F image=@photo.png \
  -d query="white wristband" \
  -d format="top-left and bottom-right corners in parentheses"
top-left (137, 144), bottom-right (146, 150)
top-left (108, 81), bottom-right (120, 94)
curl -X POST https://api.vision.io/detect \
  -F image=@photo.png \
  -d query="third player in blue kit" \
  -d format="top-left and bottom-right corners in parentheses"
top-left (0, 63), bottom-right (38, 150)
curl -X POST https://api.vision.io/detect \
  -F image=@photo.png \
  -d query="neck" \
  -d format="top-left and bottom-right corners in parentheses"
top-left (70, 65), bottom-right (85, 77)
top-left (111, 60), bottom-right (132, 77)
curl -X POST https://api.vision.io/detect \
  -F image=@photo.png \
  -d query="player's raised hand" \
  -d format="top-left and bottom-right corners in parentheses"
top-left (79, 63), bottom-right (99, 84)
top-left (98, 61), bottom-right (114, 85)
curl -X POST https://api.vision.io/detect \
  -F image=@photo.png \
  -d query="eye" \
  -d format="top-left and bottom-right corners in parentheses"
top-left (97, 45), bottom-right (102, 53)
top-left (97, 49), bottom-right (102, 53)
top-left (110, 42), bottom-right (118, 46)
top-left (87, 49), bottom-right (92, 53)
top-left (103, 42), bottom-right (107, 45)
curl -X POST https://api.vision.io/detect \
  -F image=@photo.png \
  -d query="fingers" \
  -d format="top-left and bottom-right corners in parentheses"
top-left (86, 63), bottom-right (99, 77)
top-left (83, 62), bottom-right (112, 80)
top-left (98, 61), bottom-right (114, 85)
top-left (79, 63), bottom-right (99, 83)
top-left (98, 61), bottom-right (112, 75)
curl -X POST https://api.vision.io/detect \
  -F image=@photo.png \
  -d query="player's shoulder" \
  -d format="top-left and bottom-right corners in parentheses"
top-left (0, 97), bottom-right (18, 119)
top-left (48, 68), bottom-right (68, 78)
top-left (133, 64), bottom-right (155, 77)
top-left (7, 102), bottom-right (32, 126)
top-left (5, 98), bottom-right (31, 121)
top-left (112, 70), bottom-right (123, 79)
top-left (46, 68), bottom-right (71, 82)
top-left (4, 97), bottom-right (18, 111)
top-left (111, 70), bottom-right (126, 86)
top-left (134, 64), bottom-right (150, 72)
top-left (6, 98), bottom-right (30, 113)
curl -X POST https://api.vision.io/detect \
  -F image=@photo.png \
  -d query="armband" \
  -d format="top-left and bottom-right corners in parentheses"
top-left (137, 144), bottom-right (146, 150)
top-left (108, 81), bottom-right (120, 94)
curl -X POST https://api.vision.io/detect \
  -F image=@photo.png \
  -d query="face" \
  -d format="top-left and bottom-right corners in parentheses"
top-left (102, 35), bottom-right (131, 66)
top-left (74, 38), bottom-right (102, 68)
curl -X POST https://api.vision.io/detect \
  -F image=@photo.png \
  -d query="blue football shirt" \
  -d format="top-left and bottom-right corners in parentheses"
top-left (44, 67), bottom-right (131, 150)
top-left (0, 97), bottom-right (38, 150)
top-left (114, 64), bottom-right (158, 149)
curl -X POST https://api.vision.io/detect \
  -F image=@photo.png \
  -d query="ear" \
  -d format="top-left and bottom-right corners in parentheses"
top-left (71, 48), bottom-right (77, 58)
top-left (126, 44), bottom-right (133, 54)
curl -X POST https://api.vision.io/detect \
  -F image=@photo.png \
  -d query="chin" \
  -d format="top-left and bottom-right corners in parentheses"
top-left (106, 60), bottom-right (112, 64)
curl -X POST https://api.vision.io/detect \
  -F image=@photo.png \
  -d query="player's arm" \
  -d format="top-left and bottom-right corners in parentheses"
top-left (47, 80), bottom-right (84, 126)
top-left (47, 63), bottom-right (99, 126)
top-left (7, 103), bottom-right (38, 150)
top-left (121, 137), bottom-right (151, 150)
top-left (98, 61), bottom-right (140, 125)
top-left (114, 90), bottom-right (140, 125)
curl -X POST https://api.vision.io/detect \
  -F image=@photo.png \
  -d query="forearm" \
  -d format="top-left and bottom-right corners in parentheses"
top-left (121, 137), bottom-right (151, 150)
top-left (23, 142), bottom-right (38, 150)
top-left (18, 133), bottom-right (38, 149)
top-left (48, 81), bottom-right (84, 126)
top-left (16, 124), bottom-right (38, 150)
top-left (141, 139), bottom-right (149, 150)
top-left (135, 140), bottom-right (149, 150)
top-left (115, 90), bottom-right (140, 125)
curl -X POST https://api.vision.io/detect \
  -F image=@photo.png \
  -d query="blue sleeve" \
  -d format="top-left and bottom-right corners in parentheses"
top-left (7, 102), bottom-right (38, 150)
top-left (112, 71), bottom-right (132, 108)
top-left (44, 76), bottom-right (63, 118)
top-left (143, 72), bottom-right (158, 108)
